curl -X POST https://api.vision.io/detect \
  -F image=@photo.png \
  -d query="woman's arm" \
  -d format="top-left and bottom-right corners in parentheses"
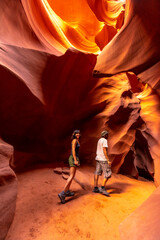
top-left (72, 139), bottom-right (79, 165)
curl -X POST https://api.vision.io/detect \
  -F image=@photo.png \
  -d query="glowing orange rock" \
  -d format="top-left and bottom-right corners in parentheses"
top-left (21, 0), bottom-right (124, 54)
top-left (1, 0), bottom-right (160, 239)
top-left (93, 0), bottom-right (160, 185)
top-left (93, 0), bottom-right (160, 76)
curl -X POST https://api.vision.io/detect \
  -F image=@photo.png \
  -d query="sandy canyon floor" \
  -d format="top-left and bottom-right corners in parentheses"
top-left (5, 165), bottom-right (155, 240)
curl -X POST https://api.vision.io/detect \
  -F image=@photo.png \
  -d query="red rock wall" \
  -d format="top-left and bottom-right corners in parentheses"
top-left (0, 0), bottom-right (160, 238)
top-left (0, 140), bottom-right (17, 240)
top-left (0, 0), bottom-right (159, 181)
top-left (94, 0), bottom-right (160, 185)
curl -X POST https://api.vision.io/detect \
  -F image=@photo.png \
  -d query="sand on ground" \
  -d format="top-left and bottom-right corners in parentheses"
top-left (5, 165), bottom-right (156, 240)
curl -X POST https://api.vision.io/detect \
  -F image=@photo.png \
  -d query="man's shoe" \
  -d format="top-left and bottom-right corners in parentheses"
top-left (58, 192), bottom-right (66, 204)
top-left (65, 190), bottom-right (75, 197)
top-left (92, 187), bottom-right (100, 193)
top-left (99, 187), bottom-right (110, 196)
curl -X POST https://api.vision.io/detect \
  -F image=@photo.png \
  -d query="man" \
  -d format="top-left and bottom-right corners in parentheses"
top-left (93, 130), bottom-right (112, 196)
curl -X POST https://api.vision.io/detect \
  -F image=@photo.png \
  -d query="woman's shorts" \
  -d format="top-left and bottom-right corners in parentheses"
top-left (95, 160), bottom-right (112, 179)
top-left (68, 155), bottom-right (80, 167)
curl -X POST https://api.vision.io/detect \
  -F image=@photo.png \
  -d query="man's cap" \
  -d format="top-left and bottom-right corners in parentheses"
top-left (101, 130), bottom-right (108, 137)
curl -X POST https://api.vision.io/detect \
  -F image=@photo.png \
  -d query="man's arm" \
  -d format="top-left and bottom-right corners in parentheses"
top-left (103, 147), bottom-right (111, 166)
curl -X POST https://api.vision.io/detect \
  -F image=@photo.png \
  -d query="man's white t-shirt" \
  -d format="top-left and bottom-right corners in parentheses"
top-left (95, 137), bottom-right (108, 161)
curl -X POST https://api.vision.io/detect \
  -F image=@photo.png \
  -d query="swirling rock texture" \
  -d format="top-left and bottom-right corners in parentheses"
top-left (0, 0), bottom-right (124, 169)
top-left (0, 0), bottom-right (160, 239)
top-left (94, 0), bottom-right (160, 185)
top-left (0, 140), bottom-right (17, 240)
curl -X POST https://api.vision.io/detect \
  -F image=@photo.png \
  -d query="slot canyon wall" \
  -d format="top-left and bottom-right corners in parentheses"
top-left (0, 0), bottom-right (160, 239)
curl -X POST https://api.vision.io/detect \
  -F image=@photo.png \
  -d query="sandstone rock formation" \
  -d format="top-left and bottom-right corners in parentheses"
top-left (0, 0), bottom-right (125, 170)
top-left (0, 140), bottom-right (17, 240)
top-left (119, 185), bottom-right (160, 240)
top-left (0, 0), bottom-right (160, 239)
top-left (93, 0), bottom-right (160, 185)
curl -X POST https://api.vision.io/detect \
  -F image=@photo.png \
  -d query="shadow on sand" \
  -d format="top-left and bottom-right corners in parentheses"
top-left (106, 181), bottom-right (132, 194)
top-left (58, 181), bottom-right (131, 204)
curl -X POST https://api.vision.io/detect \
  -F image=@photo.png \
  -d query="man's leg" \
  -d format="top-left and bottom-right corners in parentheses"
top-left (93, 174), bottom-right (100, 192)
top-left (93, 161), bottom-right (101, 193)
top-left (99, 162), bottom-right (111, 196)
top-left (94, 174), bottom-right (99, 187)
top-left (99, 178), bottom-right (110, 196)
top-left (101, 177), bottom-right (108, 188)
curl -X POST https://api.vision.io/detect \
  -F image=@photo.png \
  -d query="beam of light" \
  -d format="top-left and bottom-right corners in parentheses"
top-left (21, 0), bottom-right (125, 55)
top-left (136, 84), bottom-right (152, 100)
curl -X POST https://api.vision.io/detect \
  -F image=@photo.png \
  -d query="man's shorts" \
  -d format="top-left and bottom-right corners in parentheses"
top-left (68, 155), bottom-right (80, 167)
top-left (95, 160), bottom-right (112, 179)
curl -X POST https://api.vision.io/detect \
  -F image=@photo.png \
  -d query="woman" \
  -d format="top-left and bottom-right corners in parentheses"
top-left (58, 129), bottom-right (81, 204)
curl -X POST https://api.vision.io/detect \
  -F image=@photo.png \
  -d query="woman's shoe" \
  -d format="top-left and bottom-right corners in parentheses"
top-left (58, 192), bottom-right (66, 204)
top-left (92, 187), bottom-right (99, 193)
top-left (65, 190), bottom-right (75, 196)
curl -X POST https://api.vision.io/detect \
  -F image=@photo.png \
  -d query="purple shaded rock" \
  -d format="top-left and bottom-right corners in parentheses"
top-left (119, 186), bottom-right (160, 240)
top-left (0, 140), bottom-right (17, 240)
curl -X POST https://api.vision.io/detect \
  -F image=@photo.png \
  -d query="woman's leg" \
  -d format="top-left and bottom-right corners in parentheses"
top-left (64, 167), bottom-right (76, 192)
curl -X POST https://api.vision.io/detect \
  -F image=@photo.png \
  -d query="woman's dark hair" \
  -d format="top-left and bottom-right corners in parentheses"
top-left (71, 130), bottom-right (81, 139)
